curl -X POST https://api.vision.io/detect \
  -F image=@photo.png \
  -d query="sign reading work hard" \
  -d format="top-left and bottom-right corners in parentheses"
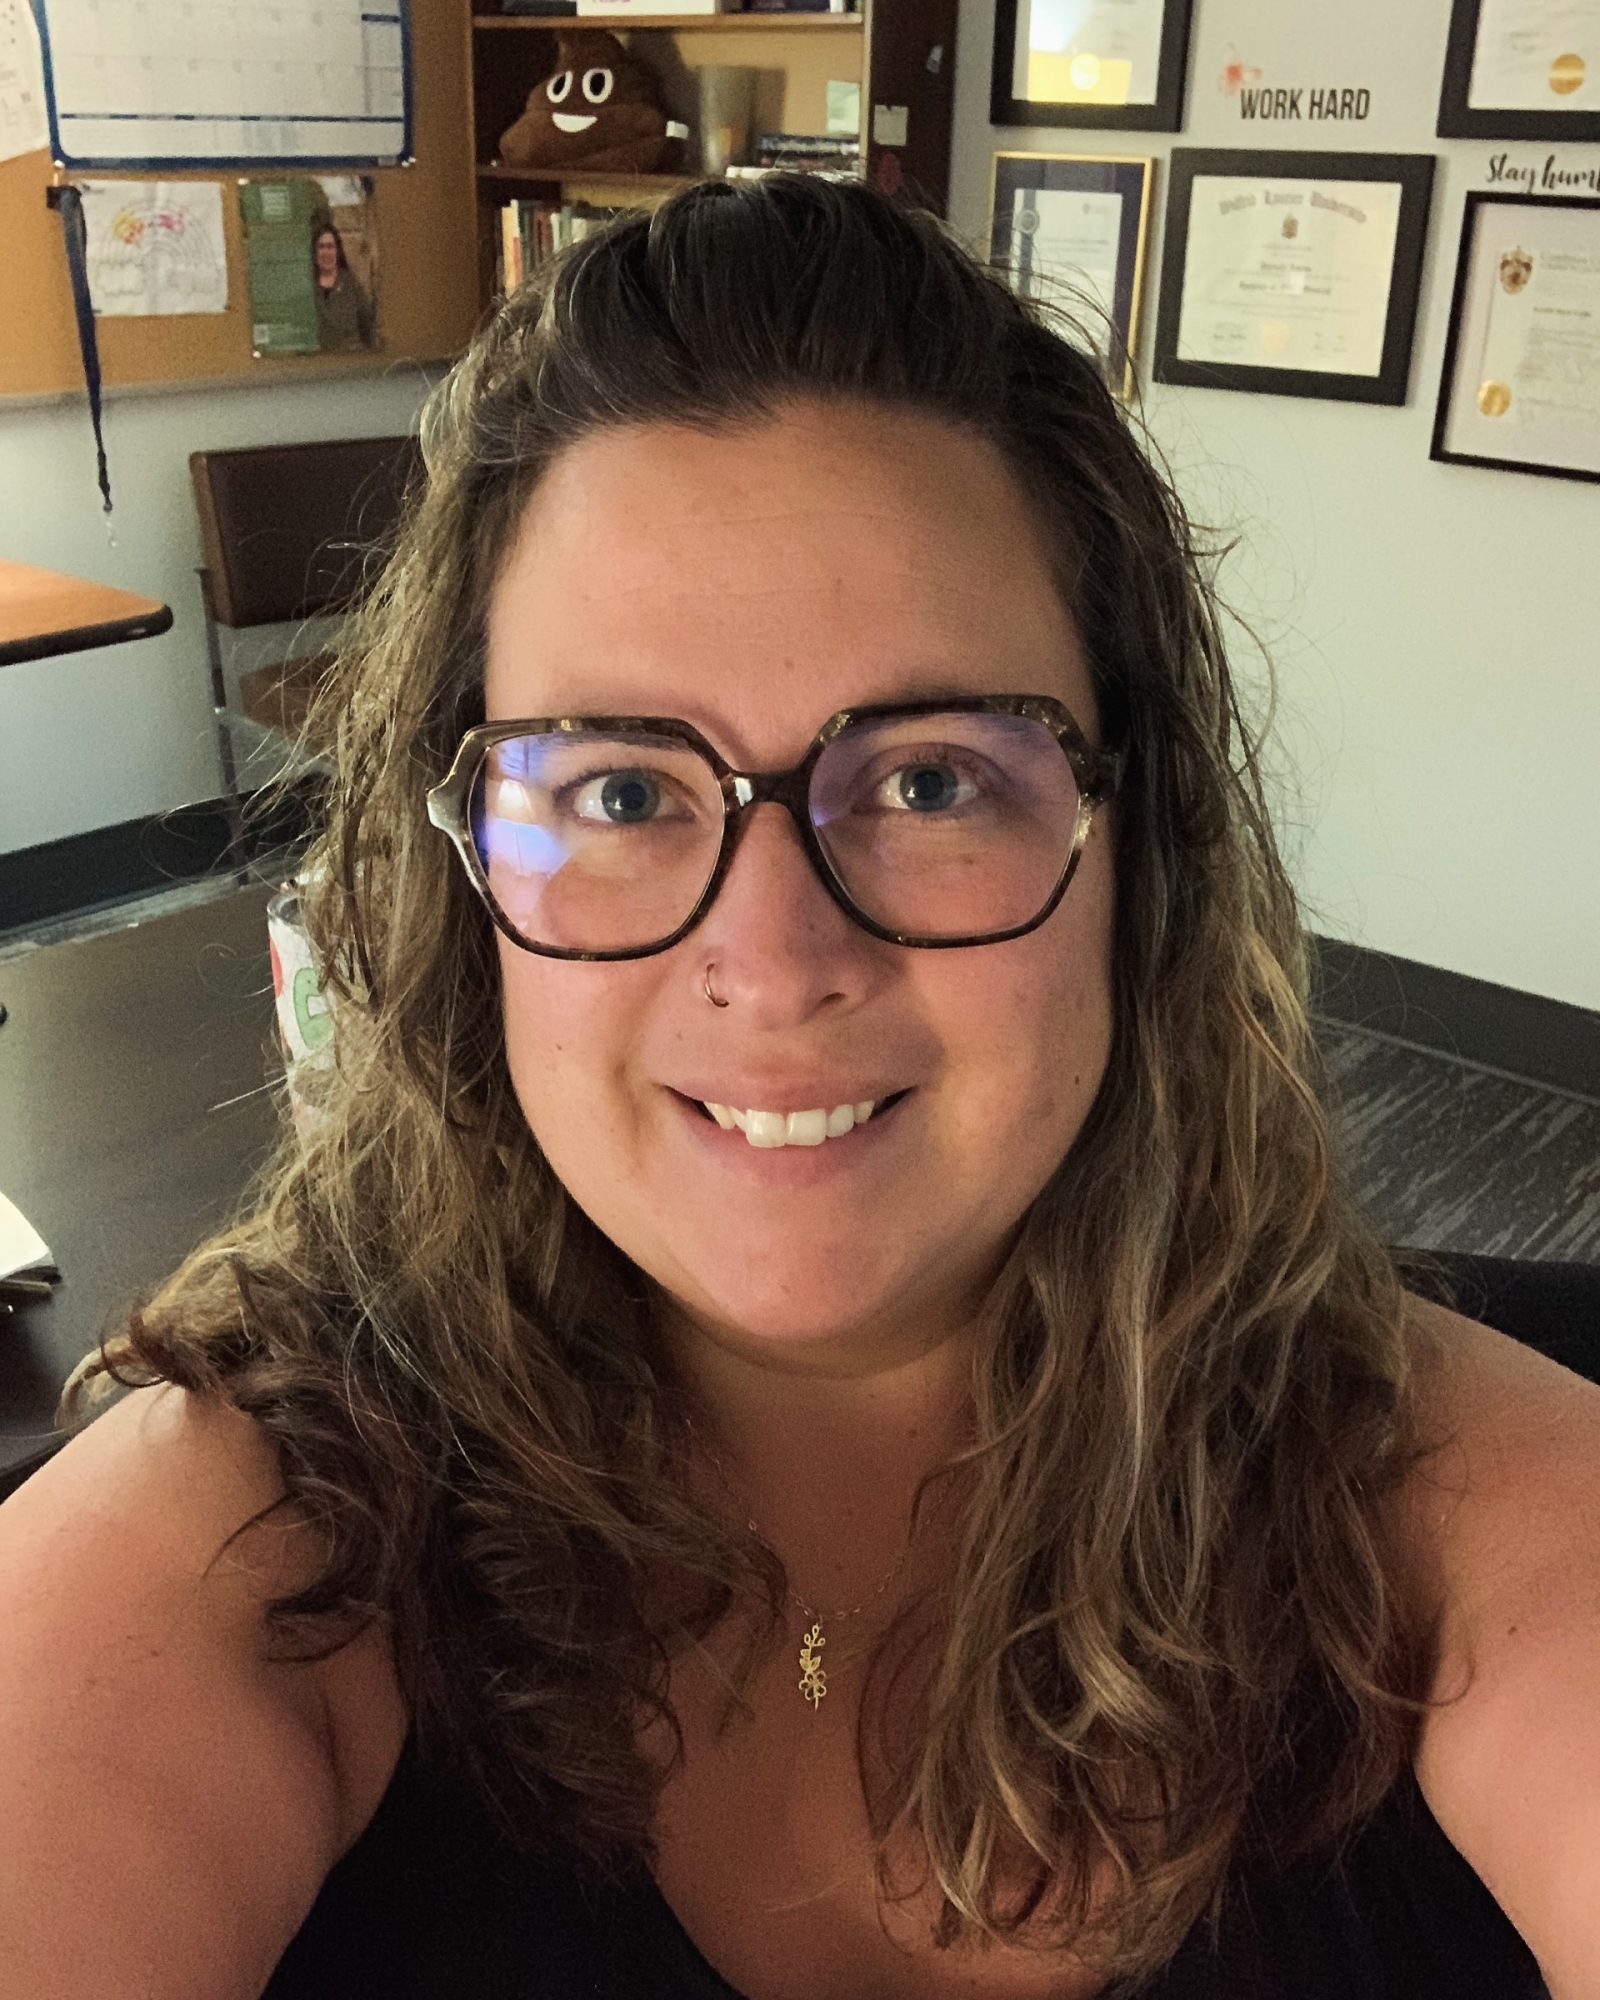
top-left (34, 0), bottom-right (412, 168)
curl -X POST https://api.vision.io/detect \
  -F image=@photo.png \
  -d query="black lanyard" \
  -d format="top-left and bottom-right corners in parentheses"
top-left (46, 182), bottom-right (113, 514)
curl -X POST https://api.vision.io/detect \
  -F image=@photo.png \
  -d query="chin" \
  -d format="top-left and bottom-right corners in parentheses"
top-left (649, 1217), bottom-right (969, 1361)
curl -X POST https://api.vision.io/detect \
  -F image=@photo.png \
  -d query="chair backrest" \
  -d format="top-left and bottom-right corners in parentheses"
top-left (189, 434), bottom-right (423, 630)
top-left (1399, 1249), bottom-right (1600, 1386)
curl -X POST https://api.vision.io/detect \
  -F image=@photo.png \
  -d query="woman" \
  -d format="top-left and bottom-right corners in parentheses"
top-left (312, 220), bottom-right (375, 352)
top-left (2, 178), bottom-right (1595, 1998)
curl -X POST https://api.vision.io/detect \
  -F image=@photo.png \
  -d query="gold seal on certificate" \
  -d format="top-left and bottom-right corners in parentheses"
top-left (1441, 0), bottom-right (1600, 139)
top-left (1469, 0), bottom-right (1600, 107)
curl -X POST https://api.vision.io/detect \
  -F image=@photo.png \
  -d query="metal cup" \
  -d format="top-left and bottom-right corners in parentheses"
top-left (696, 65), bottom-right (758, 175)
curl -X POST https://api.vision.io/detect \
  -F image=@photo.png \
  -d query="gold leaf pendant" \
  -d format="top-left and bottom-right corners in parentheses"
top-left (797, 1622), bottom-right (827, 1708)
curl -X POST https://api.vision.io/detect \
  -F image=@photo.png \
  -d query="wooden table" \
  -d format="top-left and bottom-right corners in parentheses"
top-left (0, 557), bottom-right (173, 667)
top-left (0, 888), bottom-right (280, 1472)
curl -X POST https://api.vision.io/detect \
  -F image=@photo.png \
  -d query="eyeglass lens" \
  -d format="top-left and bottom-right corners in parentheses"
top-left (469, 712), bottom-right (1083, 953)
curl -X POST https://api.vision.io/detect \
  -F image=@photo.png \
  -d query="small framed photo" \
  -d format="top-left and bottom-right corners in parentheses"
top-left (990, 0), bottom-right (1193, 133)
top-left (1433, 191), bottom-right (1600, 482)
top-left (1152, 149), bottom-right (1436, 406)
top-left (989, 152), bottom-right (1154, 397)
top-left (1438, 0), bottom-right (1600, 142)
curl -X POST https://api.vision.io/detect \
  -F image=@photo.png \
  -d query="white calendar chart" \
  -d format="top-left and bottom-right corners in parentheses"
top-left (36, 0), bottom-right (411, 167)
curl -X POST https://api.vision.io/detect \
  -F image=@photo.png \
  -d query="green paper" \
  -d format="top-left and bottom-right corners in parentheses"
top-left (240, 179), bottom-right (320, 356)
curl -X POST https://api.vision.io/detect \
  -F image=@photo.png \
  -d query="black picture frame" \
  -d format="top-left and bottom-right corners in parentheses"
top-left (1438, 0), bottom-right (1600, 143)
top-left (1432, 190), bottom-right (1600, 483)
top-left (989, 0), bottom-right (1193, 134)
top-left (1152, 149), bottom-right (1436, 406)
top-left (988, 152), bottom-right (1155, 397)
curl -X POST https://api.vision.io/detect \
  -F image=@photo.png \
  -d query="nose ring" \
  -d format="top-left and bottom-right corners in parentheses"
top-left (703, 963), bottom-right (729, 1009)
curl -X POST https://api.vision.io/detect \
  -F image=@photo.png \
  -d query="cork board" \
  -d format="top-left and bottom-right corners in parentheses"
top-left (0, 0), bottom-right (478, 398)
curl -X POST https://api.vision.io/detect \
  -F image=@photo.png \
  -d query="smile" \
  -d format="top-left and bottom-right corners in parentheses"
top-left (552, 111), bottom-right (597, 133)
top-left (683, 1090), bottom-right (911, 1150)
top-left (705, 1099), bottom-right (877, 1148)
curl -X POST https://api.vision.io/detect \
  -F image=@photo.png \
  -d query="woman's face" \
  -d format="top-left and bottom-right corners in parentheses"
top-left (485, 401), bottom-right (1116, 1371)
top-left (315, 230), bottom-right (339, 280)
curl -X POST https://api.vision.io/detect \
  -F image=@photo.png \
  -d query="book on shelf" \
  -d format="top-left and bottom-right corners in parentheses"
top-left (497, 199), bottom-right (629, 293)
top-left (745, 1), bottom-right (857, 11)
top-left (726, 161), bottom-right (863, 180)
top-left (756, 132), bottom-right (861, 155)
top-left (751, 133), bottom-right (863, 171)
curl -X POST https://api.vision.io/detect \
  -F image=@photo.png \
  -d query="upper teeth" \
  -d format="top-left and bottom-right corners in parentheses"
top-left (704, 1100), bottom-right (877, 1147)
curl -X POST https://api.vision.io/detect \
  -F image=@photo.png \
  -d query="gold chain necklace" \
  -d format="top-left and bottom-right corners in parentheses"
top-left (684, 1416), bottom-right (914, 1711)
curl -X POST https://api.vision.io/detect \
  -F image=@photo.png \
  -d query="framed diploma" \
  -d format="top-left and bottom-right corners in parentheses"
top-left (989, 153), bottom-right (1154, 397)
top-left (990, 0), bottom-right (1193, 133)
top-left (1433, 192), bottom-right (1600, 481)
top-left (1152, 150), bottom-right (1436, 406)
top-left (1439, 0), bottom-right (1600, 142)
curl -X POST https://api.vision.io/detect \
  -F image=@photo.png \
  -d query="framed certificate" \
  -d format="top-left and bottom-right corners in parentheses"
top-left (1433, 192), bottom-right (1600, 481)
top-left (1438, 0), bottom-right (1600, 141)
top-left (990, 0), bottom-right (1193, 133)
top-left (1152, 150), bottom-right (1436, 406)
top-left (989, 153), bottom-right (1154, 397)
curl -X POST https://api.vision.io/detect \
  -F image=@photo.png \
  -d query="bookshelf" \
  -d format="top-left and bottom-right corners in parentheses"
top-left (466, 0), bottom-right (957, 312)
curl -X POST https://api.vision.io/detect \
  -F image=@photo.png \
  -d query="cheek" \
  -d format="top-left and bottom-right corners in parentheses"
top-left (962, 842), bottom-right (1115, 1134)
top-left (496, 947), bottom-right (625, 1163)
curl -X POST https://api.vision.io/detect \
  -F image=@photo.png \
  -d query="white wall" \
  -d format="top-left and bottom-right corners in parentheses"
top-left (0, 366), bottom-right (437, 855)
top-left (950, 0), bottom-right (1600, 1013)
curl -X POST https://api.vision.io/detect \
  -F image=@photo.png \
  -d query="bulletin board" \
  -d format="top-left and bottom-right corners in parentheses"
top-left (0, 0), bottom-right (476, 398)
top-left (37, 0), bottom-right (412, 169)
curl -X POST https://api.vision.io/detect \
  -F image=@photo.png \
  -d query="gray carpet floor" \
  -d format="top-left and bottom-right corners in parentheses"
top-left (1321, 1022), bottom-right (1600, 1262)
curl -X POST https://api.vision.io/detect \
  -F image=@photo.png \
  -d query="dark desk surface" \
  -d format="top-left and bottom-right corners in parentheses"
top-left (0, 887), bottom-right (280, 1472)
top-left (0, 558), bottom-right (174, 667)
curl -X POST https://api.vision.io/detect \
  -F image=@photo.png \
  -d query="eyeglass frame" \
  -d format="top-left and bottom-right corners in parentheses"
top-left (425, 694), bottom-right (1126, 962)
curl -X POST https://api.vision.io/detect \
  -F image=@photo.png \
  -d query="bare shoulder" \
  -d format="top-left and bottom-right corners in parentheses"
top-left (1394, 1293), bottom-right (1600, 1997)
top-left (0, 1383), bottom-right (406, 2000)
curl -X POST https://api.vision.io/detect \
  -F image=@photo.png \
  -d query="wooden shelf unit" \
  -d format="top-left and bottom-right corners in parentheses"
top-left (467, 0), bottom-right (955, 313)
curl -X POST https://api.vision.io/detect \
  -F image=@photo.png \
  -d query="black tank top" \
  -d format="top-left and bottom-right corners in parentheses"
top-left (263, 1736), bottom-right (1549, 1999)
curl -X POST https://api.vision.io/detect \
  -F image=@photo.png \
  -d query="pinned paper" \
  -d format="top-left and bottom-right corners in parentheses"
top-left (871, 103), bottom-right (908, 147)
top-left (0, 1188), bottom-right (53, 1283)
top-left (78, 179), bottom-right (229, 317)
top-left (0, 0), bottom-right (48, 163)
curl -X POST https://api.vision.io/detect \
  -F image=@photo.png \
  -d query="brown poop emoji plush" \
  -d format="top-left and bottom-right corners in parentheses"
top-left (498, 30), bottom-right (684, 175)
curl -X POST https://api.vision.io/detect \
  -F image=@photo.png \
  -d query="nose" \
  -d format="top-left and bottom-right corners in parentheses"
top-left (688, 801), bottom-right (880, 1025)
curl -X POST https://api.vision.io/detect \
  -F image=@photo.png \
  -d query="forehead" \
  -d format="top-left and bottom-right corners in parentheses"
top-left (484, 400), bottom-right (1097, 762)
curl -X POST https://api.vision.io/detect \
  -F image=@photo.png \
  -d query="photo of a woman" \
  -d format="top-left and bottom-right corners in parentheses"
top-left (312, 218), bottom-right (376, 352)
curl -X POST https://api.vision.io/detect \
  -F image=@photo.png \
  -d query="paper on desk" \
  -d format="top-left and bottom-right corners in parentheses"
top-left (0, 1188), bottom-right (53, 1282)
top-left (78, 178), bottom-right (229, 317)
top-left (0, 0), bottom-right (49, 164)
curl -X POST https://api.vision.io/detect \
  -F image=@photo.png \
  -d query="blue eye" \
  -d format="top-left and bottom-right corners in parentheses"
top-left (575, 770), bottom-right (661, 823)
top-left (897, 763), bottom-right (962, 811)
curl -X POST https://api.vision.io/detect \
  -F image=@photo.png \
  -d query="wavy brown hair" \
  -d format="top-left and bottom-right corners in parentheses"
top-left (67, 175), bottom-right (1431, 1984)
